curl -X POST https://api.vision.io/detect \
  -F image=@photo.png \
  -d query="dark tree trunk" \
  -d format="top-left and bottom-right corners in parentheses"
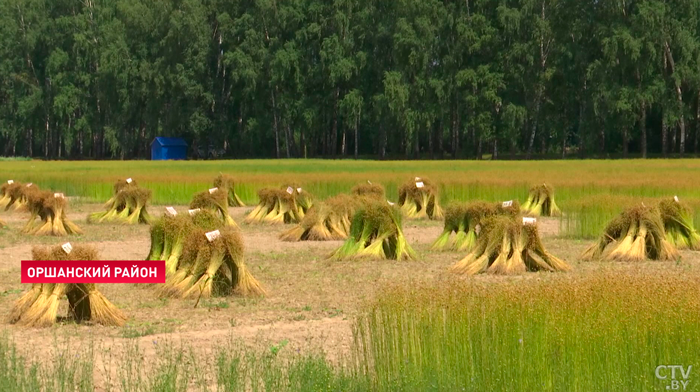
top-left (354, 108), bottom-right (360, 159)
top-left (640, 102), bottom-right (647, 158)
top-left (271, 90), bottom-right (280, 158)
top-left (526, 96), bottom-right (540, 160)
top-left (331, 87), bottom-right (340, 157)
top-left (662, 115), bottom-right (668, 157)
top-left (622, 126), bottom-right (628, 158)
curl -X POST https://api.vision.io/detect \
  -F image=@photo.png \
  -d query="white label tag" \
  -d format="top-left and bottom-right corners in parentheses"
top-left (205, 230), bottom-right (221, 242)
top-left (387, 200), bottom-right (395, 206)
top-left (674, 195), bottom-right (679, 203)
top-left (126, 178), bottom-right (133, 184)
top-left (7, 180), bottom-right (13, 184)
top-left (286, 186), bottom-right (293, 194)
top-left (165, 206), bottom-right (177, 216)
top-left (188, 208), bottom-right (201, 216)
top-left (296, 187), bottom-right (302, 193)
top-left (61, 242), bottom-right (72, 254)
top-left (502, 200), bottom-right (513, 208)
top-left (522, 217), bottom-right (537, 225)
top-left (53, 193), bottom-right (64, 199)
top-left (208, 187), bottom-right (218, 194)
top-left (415, 181), bottom-right (424, 188)
top-left (26, 183), bottom-right (33, 187)
top-left (367, 180), bottom-right (372, 184)
top-left (414, 177), bottom-right (421, 181)
top-left (475, 224), bottom-right (481, 235)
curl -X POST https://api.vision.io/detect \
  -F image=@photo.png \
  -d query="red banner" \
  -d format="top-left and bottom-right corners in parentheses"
top-left (21, 260), bottom-right (166, 283)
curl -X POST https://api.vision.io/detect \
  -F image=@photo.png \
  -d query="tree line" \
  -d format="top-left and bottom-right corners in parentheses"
top-left (1, 0), bottom-right (699, 160)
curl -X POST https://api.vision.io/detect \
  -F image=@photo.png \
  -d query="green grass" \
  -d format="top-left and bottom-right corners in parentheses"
top-left (354, 271), bottom-right (700, 391)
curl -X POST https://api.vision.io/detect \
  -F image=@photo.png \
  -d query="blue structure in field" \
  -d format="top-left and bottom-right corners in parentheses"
top-left (151, 137), bottom-right (188, 160)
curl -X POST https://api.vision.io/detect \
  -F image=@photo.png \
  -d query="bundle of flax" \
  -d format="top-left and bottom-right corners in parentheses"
top-left (658, 197), bottom-right (700, 250)
top-left (8, 243), bottom-right (126, 327)
top-left (213, 174), bottom-right (246, 207)
top-left (450, 215), bottom-right (570, 275)
top-left (582, 204), bottom-right (679, 262)
top-left (244, 186), bottom-right (306, 224)
top-left (329, 200), bottom-right (417, 261)
top-left (22, 191), bottom-right (82, 236)
top-left (432, 200), bottom-right (520, 251)
top-left (157, 225), bottom-right (265, 299)
top-left (280, 194), bottom-right (363, 241)
top-left (88, 179), bottom-right (153, 224)
top-left (397, 177), bottom-right (444, 220)
top-left (521, 183), bottom-right (562, 217)
top-left (189, 187), bottom-right (237, 227)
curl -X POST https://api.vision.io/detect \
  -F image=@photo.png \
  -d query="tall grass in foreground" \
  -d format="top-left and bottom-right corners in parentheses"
top-left (3, 271), bottom-right (699, 391)
top-left (355, 271), bottom-right (700, 391)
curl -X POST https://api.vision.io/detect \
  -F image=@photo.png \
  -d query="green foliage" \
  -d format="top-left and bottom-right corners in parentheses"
top-left (1, 0), bottom-right (698, 159)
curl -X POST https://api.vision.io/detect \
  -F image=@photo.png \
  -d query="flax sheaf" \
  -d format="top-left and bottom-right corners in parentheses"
top-left (581, 203), bottom-right (680, 262)
top-left (450, 214), bottom-right (570, 275)
top-left (329, 200), bottom-right (417, 261)
top-left (9, 244), bottom-right (126, 328)
top-left (398, 177), bottom-right (444, 220)
top-left (432, 200), bottom-right (521, 252)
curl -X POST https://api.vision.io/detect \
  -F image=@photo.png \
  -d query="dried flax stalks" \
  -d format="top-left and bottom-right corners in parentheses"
top-left (521, 183), bottom-right (562, 217)
top-left (8, 243), bottom-right (126, 327)
top-left (214, 174), bottom-right (246, 207)
top-left (581, 204), bottom-right (679, 262)
top-left (88, 178), bottom-right (153, 224)
top-left (658, 197), bottom-right (700, 250)
top-left (156, 227), bottom-right (265, 299)
top-left (190, 187), bottom-right (238, 227)
top-left (329, 200), bottom-right (417, 261)
top-left (244, 185), bottom-right (312, 224)
top-left (280, 194), bottom-right (363, 241)
top-left (3, 181), bottom-right (39, 211)
top-left (398, 177), bottom-right (444, 220)
top-left (432, 200), bottom-right (520, 251)
top-left (21, 189), bottom-right (82, 236)
top-left (451, 215), bottom-right (570, 275)
top-left (351, 181), bottom-right (386, 201)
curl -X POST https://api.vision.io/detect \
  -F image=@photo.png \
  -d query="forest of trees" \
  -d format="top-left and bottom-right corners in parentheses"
top-left (1, 0), bottom-right (700, 160)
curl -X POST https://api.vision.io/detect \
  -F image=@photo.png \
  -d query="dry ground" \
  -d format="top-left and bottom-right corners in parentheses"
top-left (1, 201), bottom-right (699, 387)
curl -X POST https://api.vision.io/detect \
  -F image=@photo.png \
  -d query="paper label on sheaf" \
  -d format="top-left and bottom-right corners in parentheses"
top-left (61, 243), bottom-right (73, 254)
top-left (286, 186), bottom-right (293, 194)
top-left (26, 183), bottom-right (33, 187)
top-left (165, 207), bottom-right (177, 216)
top-left (126, 178), bottom-right (133, 184)
top-left (502, 200), bottom-right (513, 207)
top-left (387, 200), bottom-right (395, 206)
top-left (367, 180), bottom-right (372, 184)
top-left (415, 181), bottom-right (424, 188)
top-left (53, 193), bottom-right (64, 199)
top-left (208, 187), bottom-right (219, 194)
top-left (188, 208), bottom-right (201, 216)
top-left (475, 224), bottom-right (481, 235)
top-left (205, 230), bottom-right (221, 242)
top-left (522, 217), bottom-right (537, 225)
top-left (7, 180), bottom-right (13, 184)
top-left (674, 195), bottom-right (680, 202)
top-left (296, 187), bottom-right (302, 193)
top-left (415, 177), bottom-right (421, 181)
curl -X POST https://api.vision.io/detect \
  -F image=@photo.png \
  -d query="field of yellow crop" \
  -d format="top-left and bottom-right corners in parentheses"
top-left (2, 158), bottom-right (700, 237)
